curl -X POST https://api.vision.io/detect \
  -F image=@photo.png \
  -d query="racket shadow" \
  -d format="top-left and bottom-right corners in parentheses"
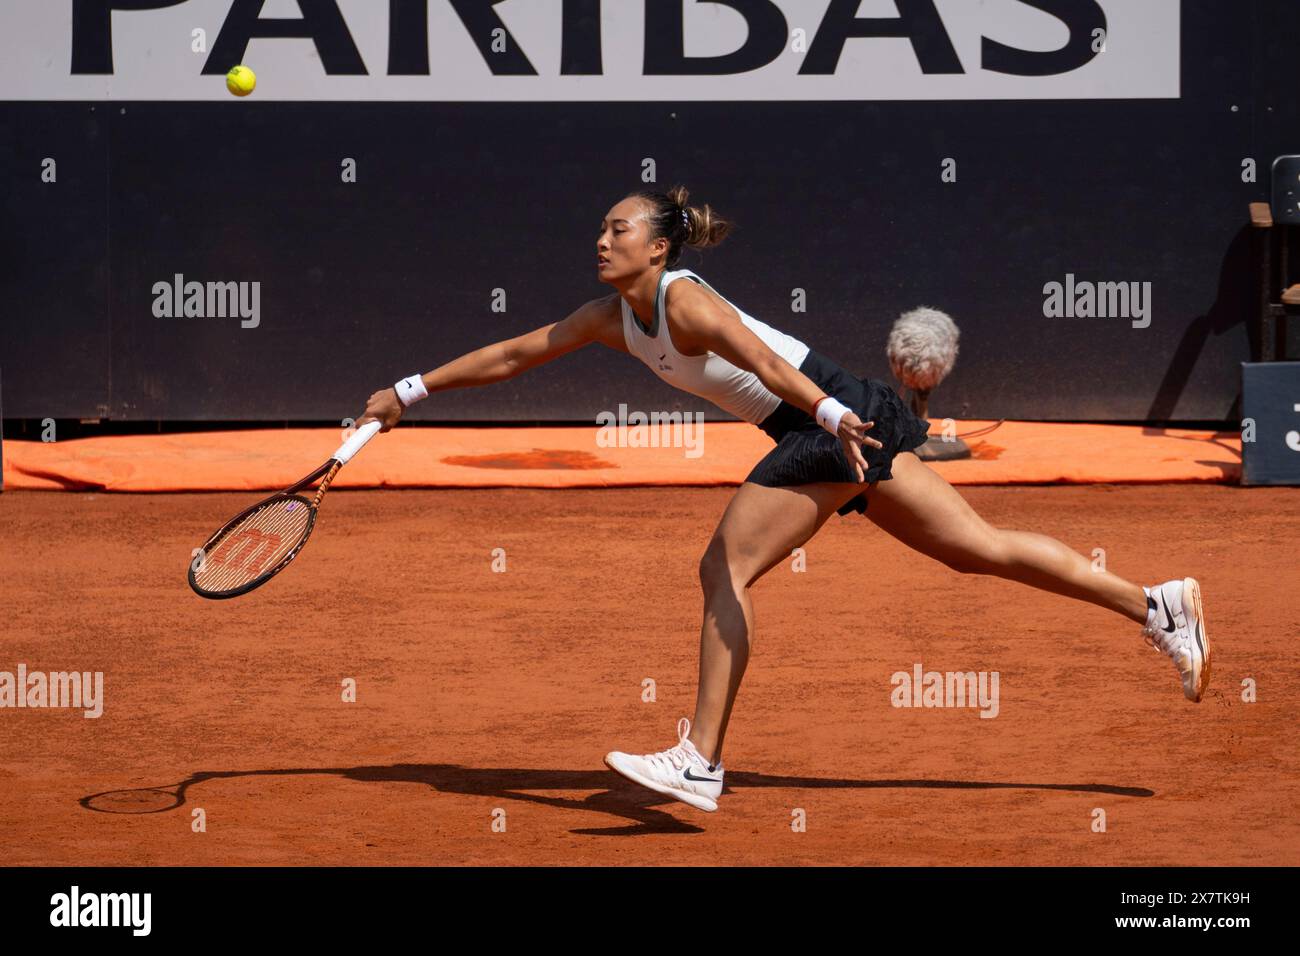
top-left (80, 765), bottom-right (1154, 836)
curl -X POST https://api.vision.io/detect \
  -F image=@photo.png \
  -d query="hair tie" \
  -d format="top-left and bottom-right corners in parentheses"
top-left (679, 207), bottom-right (689, 229)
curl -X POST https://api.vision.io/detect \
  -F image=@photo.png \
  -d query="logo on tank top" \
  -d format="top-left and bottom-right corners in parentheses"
top-left (657, 351), bottom-right (673, 373)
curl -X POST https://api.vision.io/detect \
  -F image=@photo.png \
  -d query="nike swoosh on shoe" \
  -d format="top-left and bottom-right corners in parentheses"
top-left (1159, 593), bottom-right (1177, 633)
top-left (683, 767), bottom-right (721, 783)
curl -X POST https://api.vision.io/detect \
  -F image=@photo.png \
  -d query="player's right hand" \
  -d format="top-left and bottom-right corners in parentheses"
top-left (837, 413), bottom-right (883, 482)
top-left (358, 387), bottom-right (405, 432)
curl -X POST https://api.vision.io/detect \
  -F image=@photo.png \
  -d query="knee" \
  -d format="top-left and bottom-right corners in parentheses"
top-left (942, 529), bottom-right (1006, 576)
top-left (698, 543), bottom-right (743, 594)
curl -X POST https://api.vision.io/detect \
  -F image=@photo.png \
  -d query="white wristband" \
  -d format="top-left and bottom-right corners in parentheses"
top-left (394, 374), bottom-right (428, 407)
top-left (814, 396), bottom-right (851, 436)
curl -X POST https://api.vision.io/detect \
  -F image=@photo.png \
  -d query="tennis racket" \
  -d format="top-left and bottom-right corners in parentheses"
top-left (187, 420), bottom-right (382, 599)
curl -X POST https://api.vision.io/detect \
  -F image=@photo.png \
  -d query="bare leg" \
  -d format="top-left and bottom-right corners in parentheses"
top-left (690, 480), bottom-right (863, 766)
top-left (689, 453), bottom-right (1148, 766)
top-left (863, 452), bottom-right (1149, 623)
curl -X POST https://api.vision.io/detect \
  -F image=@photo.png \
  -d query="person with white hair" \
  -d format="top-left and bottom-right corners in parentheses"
top-left (356, 186), bottom-right (1210, 814)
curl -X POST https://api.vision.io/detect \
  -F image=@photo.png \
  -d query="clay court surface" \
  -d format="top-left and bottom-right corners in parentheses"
top-left (1, 482), bottom-right (1298, 866)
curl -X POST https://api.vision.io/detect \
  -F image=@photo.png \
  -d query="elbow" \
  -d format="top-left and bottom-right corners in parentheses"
top-left (500, 342), bottom-right (522, 379)
top-left (758, 355), bottom-right (789, 390)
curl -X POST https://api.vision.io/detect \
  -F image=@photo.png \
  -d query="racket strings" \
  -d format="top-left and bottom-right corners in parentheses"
top-left (194, 498), bottom-right (313, 593)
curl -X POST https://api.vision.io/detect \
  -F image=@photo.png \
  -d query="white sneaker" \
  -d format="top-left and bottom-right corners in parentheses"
top-left (1141, 577), bottom-right (1211, 702)
top-left (604, 717), bottom-right (725, 812)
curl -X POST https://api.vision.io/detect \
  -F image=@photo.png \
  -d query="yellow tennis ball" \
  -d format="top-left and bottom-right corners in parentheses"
top-left (226, 65), bottom-right (256, 97)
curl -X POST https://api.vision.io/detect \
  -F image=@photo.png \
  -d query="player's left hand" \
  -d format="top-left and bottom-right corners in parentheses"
top-left (357, 387), bottom-right (405, 432)
top-left (837, 412), bottom-right (884, 482)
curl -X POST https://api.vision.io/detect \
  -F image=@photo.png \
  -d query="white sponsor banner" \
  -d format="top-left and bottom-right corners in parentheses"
top-left (0, 0), bottom-right (1179, 102)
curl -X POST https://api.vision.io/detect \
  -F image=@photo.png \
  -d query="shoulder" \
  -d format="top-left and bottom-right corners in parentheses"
top-left (663, 273), bottom-right (711, 313)
top-left (572, 292), bottom-right (628, 352)
top-left (663, 273), bottom-right (744, 355)
top-left (664, 272), bottom-right (734, 328)
top-left (594, 292), bottom-right (625, 327)
top-left (566, 292), bottom-right (621, 325)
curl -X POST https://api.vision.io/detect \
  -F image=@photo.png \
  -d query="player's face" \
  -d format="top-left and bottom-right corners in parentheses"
top-left (597, 199), bottom-right (665, 283)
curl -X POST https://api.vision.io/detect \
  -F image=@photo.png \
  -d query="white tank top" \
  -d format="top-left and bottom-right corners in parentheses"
top-left (620, 268), bottom-right (811, 424)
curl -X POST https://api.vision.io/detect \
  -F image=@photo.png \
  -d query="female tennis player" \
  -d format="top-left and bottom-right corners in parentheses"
top-left (356, 186), bottom-right (1210, 814)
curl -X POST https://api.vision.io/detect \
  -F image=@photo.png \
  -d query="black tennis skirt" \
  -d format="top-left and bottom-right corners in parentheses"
top-left (747, 348), bottom-right (932, 516)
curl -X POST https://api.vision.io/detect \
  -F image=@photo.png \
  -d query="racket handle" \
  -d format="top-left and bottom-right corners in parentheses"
top-left (332, 420), bottom-right (383, 465)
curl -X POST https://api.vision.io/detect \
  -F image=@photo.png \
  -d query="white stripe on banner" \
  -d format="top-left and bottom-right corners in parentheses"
top-left (0, 0), bottom-right (1179, 102)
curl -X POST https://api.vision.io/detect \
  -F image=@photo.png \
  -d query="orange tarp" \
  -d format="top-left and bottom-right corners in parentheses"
top-left (0, 420), bottom-right (1241, 493)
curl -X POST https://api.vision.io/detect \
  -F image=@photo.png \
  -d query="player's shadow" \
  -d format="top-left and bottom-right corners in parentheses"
top-left (81, 765), bottom-right (1154, 837)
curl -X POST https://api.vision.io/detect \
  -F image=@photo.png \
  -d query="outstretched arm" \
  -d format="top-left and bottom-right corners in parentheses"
top-left (665, 280), bottom-right (883, 481)
top-left (356, 294), bottom-right (624, 430)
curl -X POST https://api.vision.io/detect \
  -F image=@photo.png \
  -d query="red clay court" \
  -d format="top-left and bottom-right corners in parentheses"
top-left (2, 422), bottom-right (1297, 865)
